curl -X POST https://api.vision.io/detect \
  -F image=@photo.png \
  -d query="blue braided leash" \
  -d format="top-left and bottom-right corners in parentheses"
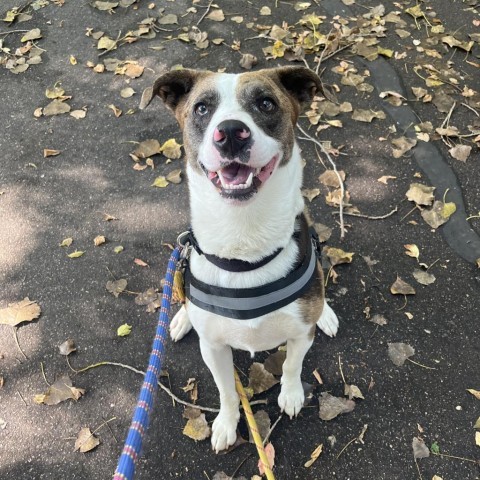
top-left (114, 246), bottom-right (182, 480)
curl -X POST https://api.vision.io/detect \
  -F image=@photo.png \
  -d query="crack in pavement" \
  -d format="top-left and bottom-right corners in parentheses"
top-left (323, 0), bottom-right (480, 265)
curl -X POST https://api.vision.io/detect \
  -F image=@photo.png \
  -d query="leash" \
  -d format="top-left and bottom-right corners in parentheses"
top-left (113, 245), bottom-right (182, 480)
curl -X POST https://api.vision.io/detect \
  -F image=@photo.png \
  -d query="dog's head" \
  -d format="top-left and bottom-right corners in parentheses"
top-left (141, 67), bottom-right (321, 202)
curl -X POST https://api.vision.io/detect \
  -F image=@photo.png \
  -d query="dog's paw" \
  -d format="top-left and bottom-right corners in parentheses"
top-left (170, 306), bottom-right (193, 342)
top-left (316, 301), bottom-right (339, 338)
top-left (278, 382), bottom-right (305, 419)
top-left (211, 412), bottom-right (239, 453)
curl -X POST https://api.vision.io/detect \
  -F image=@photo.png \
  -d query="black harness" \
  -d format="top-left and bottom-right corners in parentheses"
top-left (180, 216), bottom-right (321, 320)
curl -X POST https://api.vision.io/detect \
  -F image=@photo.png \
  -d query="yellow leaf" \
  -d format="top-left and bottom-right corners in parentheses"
top-left (271, 40), bottom-right (286, 58)
top-left (324, 247), bottom-right (354, 266)
top-left (467, 389), bottom-right (480, 400)
top-left (67, 250), bottom-right (84, 258)
top-left (69, 55), bottom-right (77, 65)
top-left (377, 47), bottom-right (393, 58)
top-left (405, 5), bottom-right (424, 18)
top-left (117, 324), bottom-right (132, 336)
top-left (152, 176), bottom-right (169, 188)
top-left (182, 413), bottom-right (211, 441)
top-left (404, 244), bottom-right (420, 260)
top-left (60, 238), bottom-right (73, 247)
top-left (114, 245), bottom-right (124, 254)
top-left (160, 138), bottom-right (182, 159)
top-left (304, 442), bottom-right (323, 468)
top-left (442, 202), bottom-right (456, 219)
top-left (0, 298), bottom-right (41, 327)
top-left (97, 36), bottom-right (117, 51)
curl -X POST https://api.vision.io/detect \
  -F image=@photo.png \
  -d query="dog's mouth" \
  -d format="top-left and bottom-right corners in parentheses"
top-left (204, 156), bottom-right (279, 201)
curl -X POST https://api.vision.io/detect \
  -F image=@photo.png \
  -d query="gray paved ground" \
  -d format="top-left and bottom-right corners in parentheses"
top-left (1, 0), bottom-right (479, 479)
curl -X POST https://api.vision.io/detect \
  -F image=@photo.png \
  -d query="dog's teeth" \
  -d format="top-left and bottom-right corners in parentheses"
top-left (217, 171), bottom-right (228, 189)
top-left (245, 172), bottom-right (253, 188)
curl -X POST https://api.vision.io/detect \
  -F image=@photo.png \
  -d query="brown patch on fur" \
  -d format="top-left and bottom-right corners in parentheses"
top-left (296, 210), bottom-right (325, 339)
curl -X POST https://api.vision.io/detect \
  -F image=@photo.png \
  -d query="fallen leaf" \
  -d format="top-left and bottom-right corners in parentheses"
top-left (324, 247), bottom-right (354, 266)
top-left (160, 138), bottom-right (182, 159)
top-left (124, 63), bottom-right (144, 79)
top-left (388, 342), bottom-right (415, 366)
top-left (117, 323), bottom-right (132, 337)
top-left (467, 389), bottom-right (480, 400)
top-left (239, 53), bottom-right (258, 70)
top-left (392, 136), bottom-right (417, 158)
top-left (135, 288), bottom-right (161, 312)
top-left (43, 100), bottom-right (71, 116)
top-left (260, 6), bottom-right (271, 15)
top-left (34, 375), bottom-right (85, 405)
top-left (206, 9), bottom-right (225, 22)
top-left (134, 258), bottom-right (149, 267)
top-left (248, 362), bottom-right (279, 395)
top-left (294, 2), bottom-right (311, 11)
top-left (370, 314), bottom-right (387, 325)
top-left (70, 110), bottom-right (86, 119)
top-left (97, 36), bottom-right (117, 51)
top-left (74, 427), bottom-right (100, 453)
top-left (0, 298), bottom-right (41, 327)
top-left (475, 431), bottom-right (480, 447)
top-left (58, 339), bottom-right (76, 356)
top-left (474, 417), bottom-right (480, 429)
top-left (114, 245), bottom-right (124, 254)
top-left (152, 176), bottom-right (169, 188)
top-left (319, 170), bottom-right (345, 188)
top-left (120, 87), bottom-right (135, 98)
top-left (421, 200), bottom-right (456, 229)
top-left (312, 369), bottom-right (323, 384)
top-left (302, 188), bottom-right (320, 202)
top-left (378, 175), bottom-right (396, 184)
top-left (406, 183), bottom-right (435, 206)
top-left (404, 244), bottom-right (420, 260)
top-left (67, 250), bottom-right (84, 258)
top-left (69, 55), bottom-right (77, 65)
top-left (43, 149), bottom-right (60, 158)
top-left (183, 413), bottom-right (211, 441)
top-left (413, 269), bottom-right (436, 285)
top-left (319, 393), bottom-right (355, 420)
top-left (248, 410), bottom-right (271, 443)
top-left (390, 276), bottom-right (416, 295)
top-left (263, 350), bottom-right (286, 376)
top-left (106, 279), bottom-right (127, 298)
top-left (304, 444), bottom-right (323, 468)
top-left (314, 223), bottom-right (332, 243)
top-left (132, 139), bottom-right (161, 159)
top-left (21, 28), bottom-right (42, 42)
top-left (60, 238), bottom-right (73, 247)
top-left (258, 442), bottom-right (275, 476)
top-left (352, 109), bottom-right (386, 122)
top-left (412, 436), bottom-right (430, 459)
top-left (93, 235), bottom-right (106, 246)
top-left (449, 145), bottom-right (472, 162)
top-left (166, 169), bottom-right (182, 184)
top-left (344, 384), bottom-right (364, 400)
top-left (108, 104), bottom-right (122, 117)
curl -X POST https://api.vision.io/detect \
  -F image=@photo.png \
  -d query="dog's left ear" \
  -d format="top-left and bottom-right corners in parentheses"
top-left (272, 66), bottom-right (322, 109)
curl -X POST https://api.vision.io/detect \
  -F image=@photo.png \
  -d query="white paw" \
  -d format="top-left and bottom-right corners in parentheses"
top-left (170, 306), bottom-right (193, 342)
top-left (278, 382), bottom-right (305, 419)
top-left (211, 411), bottom-right (239, 453)
top-left (316, 301), bottom-right (339, 337)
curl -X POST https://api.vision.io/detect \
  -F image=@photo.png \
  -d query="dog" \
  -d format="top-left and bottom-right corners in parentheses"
top-left (141, 66), bottom-right (339, 453)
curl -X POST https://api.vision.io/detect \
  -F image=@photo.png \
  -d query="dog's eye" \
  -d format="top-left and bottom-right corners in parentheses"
top-left (195, 102), bottom-right (209, 116)
top-left (257, 97), bottom-right (276, 113)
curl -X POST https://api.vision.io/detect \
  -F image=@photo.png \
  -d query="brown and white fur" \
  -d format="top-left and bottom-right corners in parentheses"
top-left (142, 67), bottom-right (339, 453)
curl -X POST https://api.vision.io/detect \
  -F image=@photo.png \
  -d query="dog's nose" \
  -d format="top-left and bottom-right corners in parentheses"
top-left (213, 120), bottom-right (252, 161)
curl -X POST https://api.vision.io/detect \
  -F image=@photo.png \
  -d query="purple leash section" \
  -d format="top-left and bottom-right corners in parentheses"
top-left (114, 245), bottom-right (182, 480)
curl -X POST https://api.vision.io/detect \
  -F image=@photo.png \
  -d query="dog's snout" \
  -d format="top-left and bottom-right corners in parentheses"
top-left (213, 120), bottom-right (252, 161)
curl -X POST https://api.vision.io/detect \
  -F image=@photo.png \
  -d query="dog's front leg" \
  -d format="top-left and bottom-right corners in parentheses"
top-left (199, 340), bottom-right (239, 452)
top-left (278, 335), bottom-right (314, 418)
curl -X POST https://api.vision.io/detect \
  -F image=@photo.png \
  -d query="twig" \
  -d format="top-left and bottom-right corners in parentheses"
top-left (332, 206), bottom-right (398, 220)
top-left (461, 102), bottom-right (479, 117)
top-left (431, 451), bottom-right (478, 464)
top-left (103, 416), bottom-right (119, 443)
top-left (12, 327), bottom-right (27, 361)
top-left (414, 458), bottom-right (423, 480)
top-left (0, 29), bottom-right (30, 36)
top-left (263, 414), bottom-right (283, 446)
top-left (297, 124), bottom-right (346, 239)
top-left (338, 355), bottom-right (346, 384)
top-left (335, 424), bottom-right (368, 460)
top-left (197, 0), bottom-right (213, 26)
top-left (17, 390), bottom-right (27, 406)
top-left (406, 358), bottom-right (437, 370)
top-left (66, 358), bottom-right (267, 413)
top-left (40, 362), bottom-right (51, 386)
top-left (230, 455), bottom-right (252, 478)
top-left (400, 205), bottom-right (418, 222)
top-left (92, 416), bottom-right (117, 436)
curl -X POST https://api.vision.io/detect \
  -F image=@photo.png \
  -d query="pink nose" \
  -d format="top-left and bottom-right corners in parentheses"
top-left (213, 128), bottom-right (226, 142)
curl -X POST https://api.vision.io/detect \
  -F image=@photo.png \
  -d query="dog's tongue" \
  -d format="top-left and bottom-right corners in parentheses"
top-left (220, 163), bottom-right (253, 185)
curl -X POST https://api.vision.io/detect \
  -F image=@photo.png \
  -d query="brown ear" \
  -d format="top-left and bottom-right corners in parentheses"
top-left (139, 69), bottom-right (201, 111)
top-left (272, 66), bottom-right (322, 109)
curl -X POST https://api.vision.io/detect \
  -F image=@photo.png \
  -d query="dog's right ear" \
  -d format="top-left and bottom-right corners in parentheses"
top-left (140, 69), bottom-right (200, 112)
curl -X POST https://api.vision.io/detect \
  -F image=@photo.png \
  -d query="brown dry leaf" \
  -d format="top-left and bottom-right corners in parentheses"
top-left (124, 63), bottom-right (144, 79)
top-left (120, 87), bottom-right (135, 98)
top-left (258, 442), bottom-right (275, 476)
top-left (132, 139), bottom-right (161, 159)
top-left (449, 145), bottom-right (472, 162)
top-left (312, 369), bottom-right (323, 384)
top-left (392, 136), bottom-right (417, 158)
top-left (0, 298), bottom-right (41, 327)
top-left (106, 279), bottom-right (127, 298)
top-left (43, 149), bottom-right (60, 158)
top-left (166, 169), bottom-right (182, 184)
top-left (34, 375), bottom-right (85, 405)
top-left (159, 13), bottom-right (178, 25)
top-left (206, 9), bottom-right (225, 22)
top-left (239, 53), bottom-right (258, 70)
top-left (248, 362), bottom-right (279, 395)
top-left (467, 389), bottom-right (480, 400)
top-left (302, 188), bottom-right (321, 202)
top-left (134, 258), bottom-right (149, 268)
top-left (21, 28), bottom-right (42, 42)
top-left (351, 109), bottom-right (386, 122)
top-left (263, 350), bottom-right (286, 376)
top-left (412, 437), bottom-right (430, 459)
top-left (97, 36), bottom-right (117, 51)
top-left (319, 170), bottom-right (345, 188)
top-left (344, 384), bottom-right (364, 400)
top-left (324, 247), bottom-right (354, 266)
top-left (390, 276), bottom-right (416, 295)
top-left (160, 139), bottom-right (182, 159)
top-left (404, 244), bottom-right (420, 260)
top-left (58, 339), bottom-right (76, 356)
top-left (304, 443), bottom-right (323, 468)
top-left (70, 110), bottom-right (87, 119)
top-left (370, 314), bottom-right (387, 325)
top-left (108, 104), bottom-right (122, 117)
top-left (248, 410), bottom-right (271, 443)
top-left (135, 288), bottom-right (161, 313)
top-left (436, 126), bottom-right (460, 137)
top-left (406, 183), bottom-right (435, 206)
top-left (314, 223), bottom-right (332, 243)
top-left (441, 35), bottom-right (473, 52)
top-left (43, 100), bottom-right (71, 116)
top-left (388, 342), bottom-right (415, 366)
top-left (325, 186), bottom-right (350, 207)
top-left (94, 235), bottom-right (106, 246)
top-left (377, 175), bottom-right (396, 184)
top-left (433, 91), bottom-right (455, 113)
top-left (93, 1), bottom-right (118, 11)
top-left (319, 393), bottom-right (355, 421)
top-left (421, 200), bottom-right (456, 229)
top-left (413, 269), bottom-right (436, 286)
top-left (74, 427), bottom-right (100, 453)
top-left (183, 413), bottom-right (211, 441)
top-left (260, 6), bottom-right (271, 15)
